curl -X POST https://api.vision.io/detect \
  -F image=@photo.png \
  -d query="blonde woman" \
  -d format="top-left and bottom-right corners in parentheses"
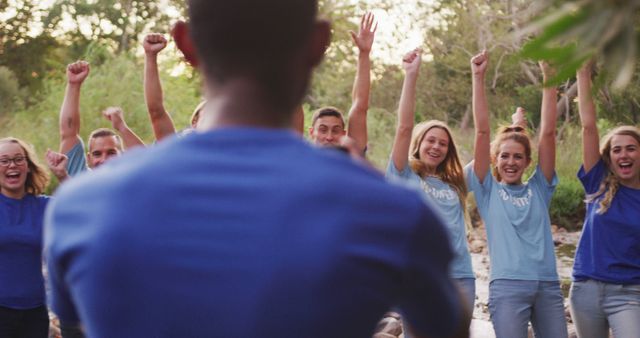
top-left (570, 62), bottom-right (640, 338)
top-left (466, 51), bottom-right (567, 338)
top-left (387, 48), bottom-right (475, 313)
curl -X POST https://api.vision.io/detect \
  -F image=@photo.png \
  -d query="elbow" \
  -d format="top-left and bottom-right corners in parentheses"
top-left (396, 124), bottom-right (413, 138)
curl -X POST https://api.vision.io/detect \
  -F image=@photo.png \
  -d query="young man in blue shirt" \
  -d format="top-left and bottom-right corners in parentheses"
top-left (45, 1), bottom-right (468, 337)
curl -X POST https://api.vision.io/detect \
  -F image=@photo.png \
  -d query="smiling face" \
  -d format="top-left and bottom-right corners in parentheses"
top-left (608, 134), bottom-right (640, 186)
top-left (309, 116), bottom-right (346, 146)
top-left (418, 127), bottom-right (450, 173)
top-left (0, 141), bottom-right (28, 198)
top-left (495, 139), bottom-right (531, 185)
top-left (88, 135), bottom-right (121, 168)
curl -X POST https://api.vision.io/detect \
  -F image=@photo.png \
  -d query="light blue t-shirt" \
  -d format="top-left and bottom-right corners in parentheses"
top-left (386, 162), bottom-right (474, 280)
top-left (465, 164), bottom-right (558, 281)
top-left (65, 141), bottom-right (88, 177)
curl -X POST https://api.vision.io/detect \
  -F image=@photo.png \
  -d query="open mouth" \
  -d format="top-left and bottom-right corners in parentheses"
top-left (4, 171), bottom-right (21, 184)
top-left (618, 162), bottom-right (634, 175)
top-left (426, 151), bottom-right (441, 160)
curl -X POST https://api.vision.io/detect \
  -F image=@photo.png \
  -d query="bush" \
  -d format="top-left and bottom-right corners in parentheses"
top-left (550, 179), bottom-right (585, 231)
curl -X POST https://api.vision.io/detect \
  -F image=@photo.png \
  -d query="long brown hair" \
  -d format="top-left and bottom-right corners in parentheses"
top-left (586, 126), bottom-right (640, 214)
top-left (0, 137), bottom-right (50, 195)
top-left (490, 126), bottom-right (532, 182)
top-left (408, 120), bottom-right (467, 209)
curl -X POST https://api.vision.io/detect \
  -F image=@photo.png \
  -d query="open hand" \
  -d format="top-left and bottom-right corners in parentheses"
top-left (350, 12), bottom-right (377, 54)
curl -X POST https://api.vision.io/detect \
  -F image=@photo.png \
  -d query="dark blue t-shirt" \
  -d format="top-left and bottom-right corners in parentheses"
top-left (0, 193), bottom-right (50, 309)
top-left (573, 159), bottom-right (640, 284)
top-left (45, 128), bottom-right (461, 338)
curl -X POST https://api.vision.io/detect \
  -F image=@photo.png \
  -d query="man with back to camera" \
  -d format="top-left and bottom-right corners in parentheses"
top-left (44, 1), bottom-right (469, 337)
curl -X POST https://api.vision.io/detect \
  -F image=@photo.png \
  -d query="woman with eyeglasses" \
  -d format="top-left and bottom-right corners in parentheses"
top-left (0, 137), bottom-right (50, 338)
top-left (465, 51), bottom-right (567, 338)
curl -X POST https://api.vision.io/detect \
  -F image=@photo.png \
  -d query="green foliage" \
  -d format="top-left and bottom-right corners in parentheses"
top-left (521, 0), bottom-right (640, 89)
top-left (4, 53), bottom-right (201, 157)
top-left (0, 67), bottom-right (25, 115)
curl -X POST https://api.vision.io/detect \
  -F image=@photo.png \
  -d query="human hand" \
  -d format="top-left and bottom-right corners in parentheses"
top-left (349, 12), bottom-right (377, 54)
top-left (66, 61), bottom-right (90, 85)
top-left (511, 107), bottom-right (527, 129)
top-left (577, 59), bottom-right (594, 78)
top-left (102, 107), bottom-right (126, 131)
top-left (470, 50), bottom-right (489, 77)
top-left (45, 149), bottom-right (69, 181)
top-left (538, 61), bottom-right (556, 80)
top-left (402, 48), bottom-right (422, 74)
top-left (143, 33), bottom-right (168, 55)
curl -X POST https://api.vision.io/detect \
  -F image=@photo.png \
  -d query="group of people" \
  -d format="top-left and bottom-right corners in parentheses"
top-left (1, 0), bottom-right (638, 337)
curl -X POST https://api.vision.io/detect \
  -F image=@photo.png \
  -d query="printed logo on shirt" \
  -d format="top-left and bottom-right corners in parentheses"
top-left (498, 187), bottom-right (532, 207)
top-left (421, 181), bottom-right (458, 201)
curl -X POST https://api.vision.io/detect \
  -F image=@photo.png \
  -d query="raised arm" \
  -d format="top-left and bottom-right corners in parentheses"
top-left (59, 61), bottom-right (90, 154)
top-left (143, 33), bottom-right (176, 140)
top-left (538, 61), bottom-right (558, 183)
top-left (102, 107), bottom-right (145, 149)
top-left (471, 51), bottom-right (491, 181)
top-left (346, 12), bottom-right (377, 153)
top-left (576, 61), bottom-right (600, 172)
top-left (390, 49), bottom-right (422, 172)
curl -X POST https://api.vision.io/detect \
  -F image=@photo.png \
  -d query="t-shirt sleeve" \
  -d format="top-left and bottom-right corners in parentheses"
top-left (385, 159), bottom-right (413, 180)
top-left (578, 159), bottom-right (606, 195)
top-left (44, 199), bottom-right (80, 324)
top-left (530, 165), bottom-right (558, 206)
top-left (399, 202), bottom-right (462, 338)
top-left (464, 162), bottom-right (492, 208)
top-left (65, 141), bottom-right (87, 177)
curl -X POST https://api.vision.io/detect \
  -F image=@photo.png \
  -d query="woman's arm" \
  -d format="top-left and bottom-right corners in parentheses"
top-left (390, 49), bottom-right (421, 172)
top-left (471, 51), bottom-right (491, 181)
top-left (538, 61), bottom-right (558, 183)
top-left (576, 61), bottom-right (601, 172)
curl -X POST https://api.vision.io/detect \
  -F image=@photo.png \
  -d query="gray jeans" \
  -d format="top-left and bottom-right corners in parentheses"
top-left (570, 279), bottom-right (640, 338)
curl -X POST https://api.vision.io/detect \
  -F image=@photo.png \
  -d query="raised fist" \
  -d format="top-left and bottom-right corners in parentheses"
top-left (66, 61), bottom-right (90, 84)
top-left (143, 33), bottom-right (168, 55)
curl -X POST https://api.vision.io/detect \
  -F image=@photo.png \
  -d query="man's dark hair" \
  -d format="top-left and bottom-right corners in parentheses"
top-left (311, 107), bottom-right (345, 128)
top-left (88, 128), bottom-right (122, 150)
top-left (188, 0), bottom-right (318, 112)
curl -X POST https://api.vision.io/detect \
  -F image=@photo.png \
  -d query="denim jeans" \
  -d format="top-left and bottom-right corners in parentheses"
top-left (456, 278), bottom-right (476, 314)
top-left (0, 305), bottom-right (49, 338)
top-left (569, 279), bottom-right (640, 338)
top-left (488, 279), bottom-right (568, 338)
top-left (404, 278), bottom-right (475, 338)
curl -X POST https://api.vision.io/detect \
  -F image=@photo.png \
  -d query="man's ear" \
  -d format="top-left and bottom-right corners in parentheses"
top-left (171, 20), bottom-right (199, 67)
top-left (307, 20), bottom-right (331, 67)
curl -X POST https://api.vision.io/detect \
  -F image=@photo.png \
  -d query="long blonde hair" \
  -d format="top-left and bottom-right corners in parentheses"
top-left (408, 120), bottom-right (468, 209)
top-left (586, 126), bottom-right (640, 214)
top-left (0, 137), bottom-right (50, 195)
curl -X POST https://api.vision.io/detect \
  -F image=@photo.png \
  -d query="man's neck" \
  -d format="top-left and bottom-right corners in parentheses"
top-left (196, 79), bottom-right (293, 131)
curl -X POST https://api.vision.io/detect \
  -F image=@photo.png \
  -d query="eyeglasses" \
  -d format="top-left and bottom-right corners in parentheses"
top-left (0, 156), bottom-right (26, 167)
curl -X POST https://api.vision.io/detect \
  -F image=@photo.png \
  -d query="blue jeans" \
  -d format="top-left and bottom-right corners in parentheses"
top-left (456, 278), bottom-right (476, 314)
top-left (569, 279), bottom-right (640, 338)
top-left (488, 279), bottom-right (567, 338)
top-left (404, 278), bottom-right (475, 338)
